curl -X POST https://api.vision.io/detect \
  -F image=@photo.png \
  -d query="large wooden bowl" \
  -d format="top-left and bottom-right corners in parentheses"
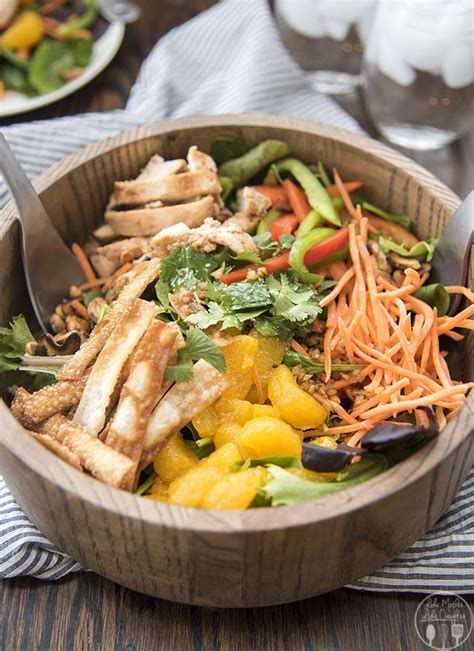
top-left (0, 115), bottom-right (472, 607)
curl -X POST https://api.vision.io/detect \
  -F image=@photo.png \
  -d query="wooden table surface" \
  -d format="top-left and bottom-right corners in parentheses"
top-left (0, 2), bottom-right (472, 650)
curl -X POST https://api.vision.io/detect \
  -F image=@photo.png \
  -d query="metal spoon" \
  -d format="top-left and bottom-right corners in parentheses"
top-left (429, 190), bottom-right (474, 315)
top-left (98, 0), bottom-right (141, 23)
top-left (0, 133), bottom-right (83, 334)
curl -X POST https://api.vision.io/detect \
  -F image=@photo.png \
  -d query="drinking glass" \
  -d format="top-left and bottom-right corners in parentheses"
top-left (275, 0), bottom-right (378, 94)
top-left (361, 0), bottom-right (474, 150)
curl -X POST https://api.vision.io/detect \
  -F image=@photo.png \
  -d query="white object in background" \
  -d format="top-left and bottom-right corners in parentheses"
top-left (366, 0), bottom-right (474, 88)
top-left (277, 0), bottom-right (377, 41)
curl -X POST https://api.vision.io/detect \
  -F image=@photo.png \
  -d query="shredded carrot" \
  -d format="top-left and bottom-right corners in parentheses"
top-left (332, 168), bottom-right (358, 219)
top-left (78, 278), bottom-right (106, 290)
top-left (327, 260), bottom-right (348, 281)
top-left (326, 181), bottom-right (364, 198)
top-left (351, 378), bottom-right (410, 418)
top-left (445, 286), bottom-right (474, 302)
top-left (102, 262), bottom-right (133, 293)
top-left (438, 305), bottom-right (474, 334)
top-left (289, 338), bottom-right (310, 358)
top-left (357, 383), bottom-right (473, 420)
top-left (72, 242), bottom-right (97, 283)
top-left (320, 267), bottom-right (355, 308)
top-left (70, 299), bottom-right (90, 321)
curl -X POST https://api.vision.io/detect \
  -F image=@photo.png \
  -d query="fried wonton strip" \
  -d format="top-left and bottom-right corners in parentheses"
top-left (39, 415), bottom-right (134, 488)
top-left (104, 321), bottom-right (179, 490)
top-left (73, 299), bottom-right (157, 436)
top-left (29, 431), bottom-right (83, 471)
top-left (11, 377), bottom-right (88, 428)
top-left (140, 359), bottom-right (228, 467)
top-left (112, 170), bottom-right (220, 206)
top-left (58, 259), bottom-right (161, 381)
top-left (105, 195), bottom-right (214, 237)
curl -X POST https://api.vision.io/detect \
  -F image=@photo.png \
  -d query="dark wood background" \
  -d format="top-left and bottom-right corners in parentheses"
top-left (0, 1), bottom-right (472, 649)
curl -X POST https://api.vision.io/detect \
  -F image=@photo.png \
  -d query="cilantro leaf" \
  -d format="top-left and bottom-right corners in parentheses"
top-left (186, 302), bottom-right (225, 329)
top-left (159, 247), bottom-right (226, 294)
top-left (184, 328), bottom-right (226, 373)
top-left (0, 316), bottom-right (35, 360)
top-left (232, 251), bottom-right (262, 264)
top-left (213, 281), bottom-right (272, 311)
top-left (165, 327), bottom-right (226, 382)
top-left (165, 361), bottom-right (194, 383)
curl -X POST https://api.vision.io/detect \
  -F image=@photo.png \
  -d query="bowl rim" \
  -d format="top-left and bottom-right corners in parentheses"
top-left (0, 113), bottom-right (471, 535)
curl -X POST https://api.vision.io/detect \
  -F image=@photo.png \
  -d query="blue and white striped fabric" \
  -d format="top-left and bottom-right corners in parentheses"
top-left (0, 0), bottom-right (472, 592)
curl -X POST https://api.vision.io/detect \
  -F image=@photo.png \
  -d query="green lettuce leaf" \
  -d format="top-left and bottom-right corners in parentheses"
top-left (413, 283), bottom-right (450, 316)
top-left (283, 351), bottom-right (364, 375)
top-left (261, 458), bottom-right (386, 506)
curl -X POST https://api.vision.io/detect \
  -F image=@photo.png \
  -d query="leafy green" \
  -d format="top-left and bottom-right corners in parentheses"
top-left (283, 351), bottom-right (364, 375)
top-left (29, 38), bottom-right (92, 94)
top-left (134, 471), bottom-right (157, 496)
top-left (218, 139), bottom-right (290, 187)
top-left (379, 236), bottom-right (437, 262)
top-left (413, 284), bottom-right (450, 317)
top-left (83, 289), bottom-right (104, 306)
top-left (232, 251), bottom-right (263, 264)
top-left (165, 327), bottom-right (226, 383)
top-left (231, 456), bottom-right (302, 470)
top-left (184, 438), bottom-right (215, 460)
top-left (210, 137), bottom-right (254, 166)
top-left (188, 273), bottom-right (322, 340)
top-left (261, 458), bottom-right (385, 506)
top-left (252, 231), bottom-right (280, 258)
top-left (0, 61), bottom-right (35, 94)
top-left (0, 316), bottom-right (57, 391)
top-left (157, 247), bottom-right (226, 295)
top-left (279, 234), bottom-right (296, 249)
top-left (362, 201), bottom-right (413, 230)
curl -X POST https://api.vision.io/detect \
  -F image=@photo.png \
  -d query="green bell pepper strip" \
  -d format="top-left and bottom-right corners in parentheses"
top-left (273, 158), bottom-right (340, 226)
top-left (257, 208), bottom-right (283, 235)
top-left (362, 201), bottom-right (412, 230)
top-left (296, 209), bottom-right (324, 238)
top-left (218, 139), bottom-right (290, 187)
top-left (289, 227), bottom-right (337, 281)
top-left (56, 0), bottom-right (98, 36)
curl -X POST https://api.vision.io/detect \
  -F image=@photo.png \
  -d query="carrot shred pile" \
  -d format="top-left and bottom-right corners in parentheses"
top-left (314, 214), bottom-right (473, 439)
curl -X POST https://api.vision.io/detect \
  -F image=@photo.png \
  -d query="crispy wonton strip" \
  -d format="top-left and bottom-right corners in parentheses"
top-left (11, 377), bottom-right (88, 427)
top-left (104, 321), bottom-right (179, 490)
top-left (39, 415), bottom-right (134, 488)
top-left (141, 360), bottom-right (228, 468)
top-left (29, 431), bottom-right (82, 471)
top-left (105, 195), bottom-right (214, 237)
top-left (58, 259), bottom-right (161, 381)
top-left (112, 170), bottom-right (220, 206)
top-left (74, 299), bottom-right (157, 436)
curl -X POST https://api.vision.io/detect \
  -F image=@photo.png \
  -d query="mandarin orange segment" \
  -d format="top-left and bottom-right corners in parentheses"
top-left (201, 467), bottom-right (267, 510)
top-left (153, 433), bottom-right (198, 485)
top-left (215, 398), bottom-right (253, 425)
top-left (214, 422), bottom-right (243, 448)
top-left (168, 466), bottom-right (225, 507)
top-left (267, 365), bottom-right (327, 430)
top-left (238, 417), bottom-right (302, 458)
top-left (221, 335), bottom-right (259, 399)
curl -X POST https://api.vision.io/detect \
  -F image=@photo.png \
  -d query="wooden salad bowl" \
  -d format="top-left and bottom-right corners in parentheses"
top-left (0, 115), bottom-right (472, 607)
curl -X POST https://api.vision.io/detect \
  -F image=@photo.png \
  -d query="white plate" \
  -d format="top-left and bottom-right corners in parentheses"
top-left (0, 22), bottom-right (125, 118)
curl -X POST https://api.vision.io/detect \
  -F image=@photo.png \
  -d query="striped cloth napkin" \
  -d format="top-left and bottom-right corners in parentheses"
top-left (1, 0), bottom-right (472, 593)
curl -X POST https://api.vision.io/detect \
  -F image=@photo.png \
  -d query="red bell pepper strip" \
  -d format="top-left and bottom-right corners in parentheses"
top-left (221, 228), bottom-right (349, 284)
top-left (282, 178), bottom-right (311, 221)
top-left (270, 214), bottom-right (299, 242)
top-left (252, 185), bottom-right (291, 210)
